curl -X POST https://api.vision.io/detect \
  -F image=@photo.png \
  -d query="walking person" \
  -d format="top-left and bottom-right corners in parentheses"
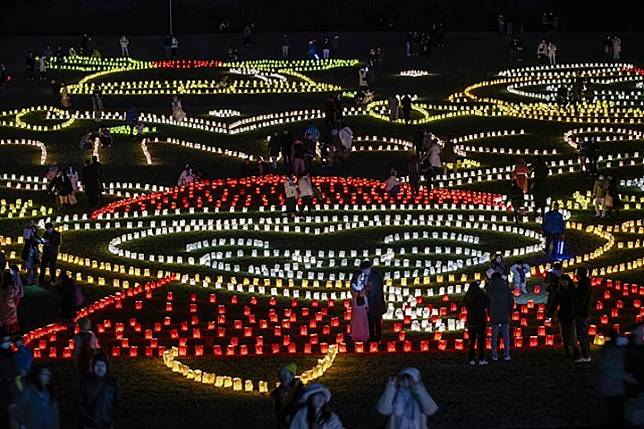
top-left (362, 260), bottom-right (385, 342)
top-left (322, 37), bottom-right (331, 60)
top-left (289, 383), bottom-right (344, 429)
top-left (388, 95), bottom-right (399, 122)
top-left (338, 124), bottom-right (353, 155)
top-left (508, 182), bottom-right (525, 224)
top-left (77, 353), bottom-right (122, 429)
top-left (377, 367), bottom-right (439, 428)
top-left (119, 35), bottom-right (130, 57)
top-left (547, 274), bottom-right (579, 359)
top-left (171, 95), bottom-right (186, 122)
top-left (464, 281), bottom-right (490, 365)
top-left (21, 223), bottom-right (40, 285)
top-left (542, 202), bottom-right (565, 257)
top-left (39, 223), bottom-right (60, 287)
top-left (428, 141), bottom-right (442, 177)
top-left (593, 175), bottom-right (607, 217)
top-left (170, 35), bottom-right (179, 58)
top-left (612, 35), bottom-right (622, 60)
top-left (574, 267), bottom-right (592, 363)
top-left (349, 269), bottom-right (370, 343)
top-left (408, 155), bottom-right (420, 196)
top-left (12, 363), bottom-right (59, 429)
top-left (487, 272), bottom-right (513, 361)
top-left (271, 363), bottom-right (304, 429)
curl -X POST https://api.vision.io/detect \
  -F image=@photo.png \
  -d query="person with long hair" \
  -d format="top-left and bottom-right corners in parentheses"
top-left (12, 363), bottom-right (60, 428)
top-left (464, 281), bottom-right (490, 365)
top-left (349, 269), bottom-right (370, 343)
top-left (289, 383), bottom-right (343, 429)
top-left (377, 367), bottom-right (439, 429)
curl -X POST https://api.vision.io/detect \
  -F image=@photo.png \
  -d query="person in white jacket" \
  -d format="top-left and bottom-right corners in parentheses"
top-left (338, 125), bottom-right (353, 152)
top-left (119, 35), bottom-right (130, 57)
top-left (284, 175), bottom-right (298, 220)
top-left (377, 367), bottom-right (439, 429)
top-left (298, 172), bottom-right (314, 213)
top-left (509, 260), bottom-right (530, 294)
top-left (289, 383), bottom-right (344, 429)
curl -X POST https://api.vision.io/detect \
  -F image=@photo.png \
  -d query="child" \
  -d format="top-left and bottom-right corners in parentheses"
top-left (510, 260), bottom-right (531, 294)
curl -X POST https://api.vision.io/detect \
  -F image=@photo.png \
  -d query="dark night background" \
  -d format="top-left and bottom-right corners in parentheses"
top-left (0, 0), bottom-right (639, 35)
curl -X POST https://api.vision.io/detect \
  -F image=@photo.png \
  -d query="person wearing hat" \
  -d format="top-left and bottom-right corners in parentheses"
top-left (289, 383), bottom-right (343, 429)
top-left (377, 367), bottom-right (439, 429)
top-left (271, 363), bottom-right (304, 429)
top-left (77, 353), bottom-right (122, 429)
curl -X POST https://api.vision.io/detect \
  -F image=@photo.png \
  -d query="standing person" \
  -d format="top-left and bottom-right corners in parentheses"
top-left (388, 95), bottom-right (399, 122)
top-left (464, 281), bottom-right (490, 365)
top-left (377, 367), bottom-right (439, 428)
top-left (21, 224), bottom-right (40, 285)
top-left (512, 158), bottom-right (530, 193)
top-left (170, 35), bottom-right (179, 58)
top-left (91, 91), bottom-right (104, 122)
top-left (73, 318), bottom-right (98, 376)
top-left (612, 35), bottom-right (622, 60)
top-left (91, 155), bottom-right (105, 207)
top-left (441, 138), bottom-right (457, 174)
top-left (284, 175), bottom-right (297, 220)
top-left (508, 182), bottom-right (525, 224)
top-left (384, 169), bottom-right (401, 197)
top-left (362, 260), bottom-right (385, 342)
top-left (82, 160), bottom-right (98, 207)
top-left (177, 164), bottom-right (194, 186)
top-left (574, 267), bottom-right (592, 363)
top-left (401, 94), bottom-right (412, 124)
top-left (119, 35), bottom-right (130, 57)
top-left (38, 55), bottom-right (47, 79)
top-left (322, 37), bottom-right (331, 60)
top-left (338, 124), bottom-right (353, 153)
top-left (298, 172), bottom-right (314, 214)
top-left (268, 131), bottom-right (282, 171)
top-left (25, 52), bottom-right (35, 79)
top-left (67, 164), bottom-right (79, 198)
top-left (0, 281), bottom-right (19, 334)
top-left (599, 330), bottom-right (627, 428)
top-left (9, 265), bottom-right (24, 310)
top-left (547, 42), bottom-right (557, 65)
top-left (490, 253), bottom-right (506, 276)
top-left (509, 260), bottom-right (530, 294)
top-left (536, 40), bottom-right (547, 64)
top-left (542, 202), bottom-right (565, 257)
top-left (603, 175), bottom-right (622, 219)
top-left (593, 175), bottom-right (607, 217)
top-left (39, 223), bottom-right (61, 287)
top-left (349, 269), bottom-right (370, 343)
top-left (408, 155), bottom-right (420, 196)
top-left (271, 364), bottom-right (304, 429)
top-left (60, 84), bottom-right (71, 109)
top-left (428, 141), bottom-right (442, 176)
top-left (281, 34), bottom-right (290, 59)
top-left (12, 363), bottom-right (59, 429)
top-left (487, 272), bottom-right (513, 361)
top-left (280, 129), bottom-right (293, 169)
top-left (1, 327), bottom-right (19, 429)
top-left (604, 36), bottom-right (614, 61)
top-left (59, 272), bottom-right (82, 325)
top-left (289, 383), bottom-right (343, 429)
top-left (77, 353), bottom-right (122, 429)
top-left (171, 95), bottom-right (186, 122)
top-left (375, 47), bottom-right (384, 77)
top-left (291, 140), bottom-right (307, 177)
top-left (547, 274), bottom-right (578, 359)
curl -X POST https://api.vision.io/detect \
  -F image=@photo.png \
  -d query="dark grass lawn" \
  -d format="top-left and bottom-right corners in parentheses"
top-left (2, 31), bottom-right (644, 429)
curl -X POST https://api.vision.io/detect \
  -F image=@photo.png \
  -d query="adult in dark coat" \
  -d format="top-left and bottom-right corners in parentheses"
top-left (401, 95), bottom-right (412, 124)
top-left (362, 260), bottom-right (385, 342)
top-left (574, 267), bottom-right (592, 362)
top-left (82, 160), bottom-right (98, 207)
top-left (91, 156), bottom-right (105, 206)
top-left (547, 274), bottom-right (578, 358)
top-left (280, 129), bottom-right (293, 169)
top-left (486, 272), bottom-right (514, 360)
top-left (77, 353), bottom-right (122, 429)
top-left (464, 281), bottom-right (490, 364)
top-left (39, 222), bottom-right (61, 286)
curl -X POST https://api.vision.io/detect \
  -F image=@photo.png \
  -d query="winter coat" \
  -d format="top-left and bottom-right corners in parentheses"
top-left (547, 284), bottom-right (575, 321)
top-left (77, 373), bottom-right (122, 429)
top-left (271, 380), bottom-right (304, 429)
top-left (574, 277), bottom-right (592, 319)
top-left (428, 145), bottom-right (441, 168)
top-left (269, 135), bottom-right (282, 157)
top-left (599, 343), bottom-right (626, 398)
top-left (339, 127), bottom-right (353, 150)
top-left (12, 382), bottom-right (60, 429)
top-left (486, 277), bottom-right (514, 324)
top-left (377, 374), bottom-right (438, 429)
top-left (365, 270), bottom-right (386, 316)
top-left (289, 408), bottom-right (344, 429)
top-left (543, 210), bottom-right (564, 234)
top-left (463, 287), bottom-right (489, 327)
top-left (42, 230), bottom-right (61, 257)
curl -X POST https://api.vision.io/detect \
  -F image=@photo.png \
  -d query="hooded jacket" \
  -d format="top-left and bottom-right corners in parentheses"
top-left (377, 368), bottom-right (439, 429)
top-left (289, 383), bottom-right (343, 429)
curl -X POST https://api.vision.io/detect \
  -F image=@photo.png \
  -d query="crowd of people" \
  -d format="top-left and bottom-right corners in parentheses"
top-left (403, 26), bottom-right (445, 58)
